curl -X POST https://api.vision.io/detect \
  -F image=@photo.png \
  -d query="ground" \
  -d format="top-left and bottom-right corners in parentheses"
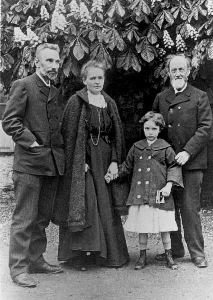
top-left (0, 155), bottom-right (213, 300)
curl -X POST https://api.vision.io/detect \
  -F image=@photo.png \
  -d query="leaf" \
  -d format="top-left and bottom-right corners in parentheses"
top-left (80, 38), bottom-right (89, 54)
top-left (171, 6), bottom-right (180, 19)
top-left (140, 0), bottom-right (150, 15)
top-left (14, 5), bottom-right (23, 13)
top-left (104, 28), bottom-right (125, 51)
top-left (67, 23), bottom-right (77, 36)
top-left (164, 10), bottom-right (174, 25)
top-left (72, 38), bottom-right (89, 61)
top-left (147, 28), bottom-right (158, 44)
top-left (62, 57), bottom-right (72, 77)
top-left (117, 49), bottom-right (141, 72)
top-left (111, 29), bottom-right (125, 51)
top-left (160, 67), bottom-right (168, 82)
top-left (129, 0), bottom-right (151, 15)
top-left (90, 42), bottom-right (112, 69)
top-left (108, 32), bottom-right (116, 51)
top-left (135, 13), bottom-right (149, 24)
top-left (188, 6), bottom-right (199, 22)
top-left (123, 24), bottom-right (140, 42)
top-left (97, 12), bottom-right (103, 21)
top-left (22, 46), bottom-right (32, 63)
top-left (185, 0), bottom-right (193, 10)
top-left (73, 41), bottom-right (84, 61)
top-left (135, 38), bottom-right (145, 53)
top-left (6, 13), bottom-right (20, 24)
top-left (141, 45), bottom-right (155, 63)
top-left (136, 38), bottom-right (155, 63)
top-left (154, 62), bottom-right (164, 78)
top-left (126, 29), bottom-right (134, 42)
top-left (70, 59), bottom-right (80, 77)
top-left (60, 43), bottom-right (72, 65)
top-left (97, 30), bottom-right (105, 42)
top-left (0, 54), bottom-right (14, 72)
top-left (107, 0), bottom-right (125, 18)
top-left (88, 30), bottom-right (97, 42)
top-left (115, 0), bottom-right (126, 17)
top-left (198, 5), bottom-right (207, 16)
top-left (180, 6), bottom-right (189, 20)
top-left (23, 4), bottom-right (30, 14)
top-left (154, 11), bottom-right (165, 29)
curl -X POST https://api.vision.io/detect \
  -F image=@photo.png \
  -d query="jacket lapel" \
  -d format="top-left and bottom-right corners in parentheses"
top-left (48, 85), bottom-right (58, 102)
top-left (34, 73), bottom-right (49, 98)
top-left (166, 84), bottom-right (192, 107)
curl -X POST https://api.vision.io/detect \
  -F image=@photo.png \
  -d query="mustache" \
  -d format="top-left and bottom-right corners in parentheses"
top-left (48, 70), bottom-right (57, 74)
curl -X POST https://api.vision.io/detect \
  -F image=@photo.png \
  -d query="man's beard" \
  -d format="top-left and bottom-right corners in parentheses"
top-left (46, 71), bottom-right (58, 81)
top-left (171, 78), bottom-right (186, 91)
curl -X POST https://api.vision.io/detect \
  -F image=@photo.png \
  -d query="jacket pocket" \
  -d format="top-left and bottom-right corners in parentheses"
top-left (29, 145), bottom-right (45, 152)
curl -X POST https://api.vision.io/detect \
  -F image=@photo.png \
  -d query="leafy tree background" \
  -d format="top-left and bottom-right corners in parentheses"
top-left (1, 0), bottom-right (213, 202)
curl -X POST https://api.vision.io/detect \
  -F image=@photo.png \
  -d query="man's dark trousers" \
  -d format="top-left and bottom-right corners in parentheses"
top-left (9, 171), bottom-right (59, 279)
top-left (171, 170), bottom-right (204, 259)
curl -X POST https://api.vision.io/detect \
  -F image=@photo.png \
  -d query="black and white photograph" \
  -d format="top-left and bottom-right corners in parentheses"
top-left (0, 0), bottom-right (213, 299)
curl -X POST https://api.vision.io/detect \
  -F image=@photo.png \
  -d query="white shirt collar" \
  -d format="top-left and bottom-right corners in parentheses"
top-left (36, 72), bottom-right (50, 87)
top-left (87, 91), bottom-right (107, 108)
top-left (174, 82), bottom-right (187, 94)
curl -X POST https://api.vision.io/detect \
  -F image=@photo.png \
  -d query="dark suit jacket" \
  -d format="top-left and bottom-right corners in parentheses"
top-left (2, 73), bottom-right (65, 175)
top-left (153, 84), bottom-right (212, 170)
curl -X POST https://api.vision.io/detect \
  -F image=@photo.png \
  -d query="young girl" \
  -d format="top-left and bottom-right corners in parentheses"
top-left (105, 111), bottom-right (183, 270)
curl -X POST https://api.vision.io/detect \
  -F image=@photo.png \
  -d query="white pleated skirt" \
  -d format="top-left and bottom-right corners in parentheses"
top-left (124, 205), bottom-right (178, 234)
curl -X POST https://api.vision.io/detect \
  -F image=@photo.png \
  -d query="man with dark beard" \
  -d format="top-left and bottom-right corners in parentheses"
top-left (153, 54), bottom-right (212, 268)
top-left (2, 43), bottom-right (65, 287)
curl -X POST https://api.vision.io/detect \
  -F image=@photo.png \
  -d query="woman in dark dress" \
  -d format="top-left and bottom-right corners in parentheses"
top-left (55, 60), bottom-right (129, 270)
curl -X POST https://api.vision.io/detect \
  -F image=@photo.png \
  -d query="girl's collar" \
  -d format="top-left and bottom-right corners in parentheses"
top-left (147, 139), bottom-right (157, 146)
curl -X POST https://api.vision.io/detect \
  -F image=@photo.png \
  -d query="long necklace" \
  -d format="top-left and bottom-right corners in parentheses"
top-left (90, 108), bottom-right (101, 146)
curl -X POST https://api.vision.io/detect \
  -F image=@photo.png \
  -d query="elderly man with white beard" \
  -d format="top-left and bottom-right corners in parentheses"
top-left (153, 54), bottom-right (212, 268)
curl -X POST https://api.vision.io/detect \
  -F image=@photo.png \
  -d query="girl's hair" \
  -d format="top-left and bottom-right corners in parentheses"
top-left (139, 111), bottom-right (166, 131)
top-left (80, 60), bottom-right (106, 81)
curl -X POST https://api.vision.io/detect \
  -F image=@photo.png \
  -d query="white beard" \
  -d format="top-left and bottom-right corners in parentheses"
top-left (171, 78), bottom-right (186, 91)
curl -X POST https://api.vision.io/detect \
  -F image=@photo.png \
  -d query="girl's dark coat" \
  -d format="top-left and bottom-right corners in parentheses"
top-left (119, 139), bottom-right (183, 211)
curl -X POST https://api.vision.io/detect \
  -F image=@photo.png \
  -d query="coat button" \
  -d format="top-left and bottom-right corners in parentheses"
top-left (147, 168), bottom-right (150, 172)
top-left (145, 181), bottom-right (149, 184)
top-left (138, 168), bottom-right (142, 172)
top-left (137, 181), bottom-right (141, 185)
top-left (137, 195), bottom-right (141, 199)
top-left (139, 156), bottom-right (143, 159)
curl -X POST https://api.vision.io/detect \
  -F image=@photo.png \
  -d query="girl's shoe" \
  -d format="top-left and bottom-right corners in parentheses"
top-left (134, 250), bottom-right (147, 270)
top-left (165, 249), bottom-right (178, 270)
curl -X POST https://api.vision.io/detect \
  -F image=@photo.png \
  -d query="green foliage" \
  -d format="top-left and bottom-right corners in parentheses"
top-left (0, 0), bottom-right (213, 91)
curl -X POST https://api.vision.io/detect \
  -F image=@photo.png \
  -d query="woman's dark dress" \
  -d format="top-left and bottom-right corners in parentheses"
top-left (58, 104), bottom-right (129, 267)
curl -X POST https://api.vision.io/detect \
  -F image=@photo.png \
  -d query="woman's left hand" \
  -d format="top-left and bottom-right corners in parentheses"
top-left (107, 162), bottom-right (118, 180)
